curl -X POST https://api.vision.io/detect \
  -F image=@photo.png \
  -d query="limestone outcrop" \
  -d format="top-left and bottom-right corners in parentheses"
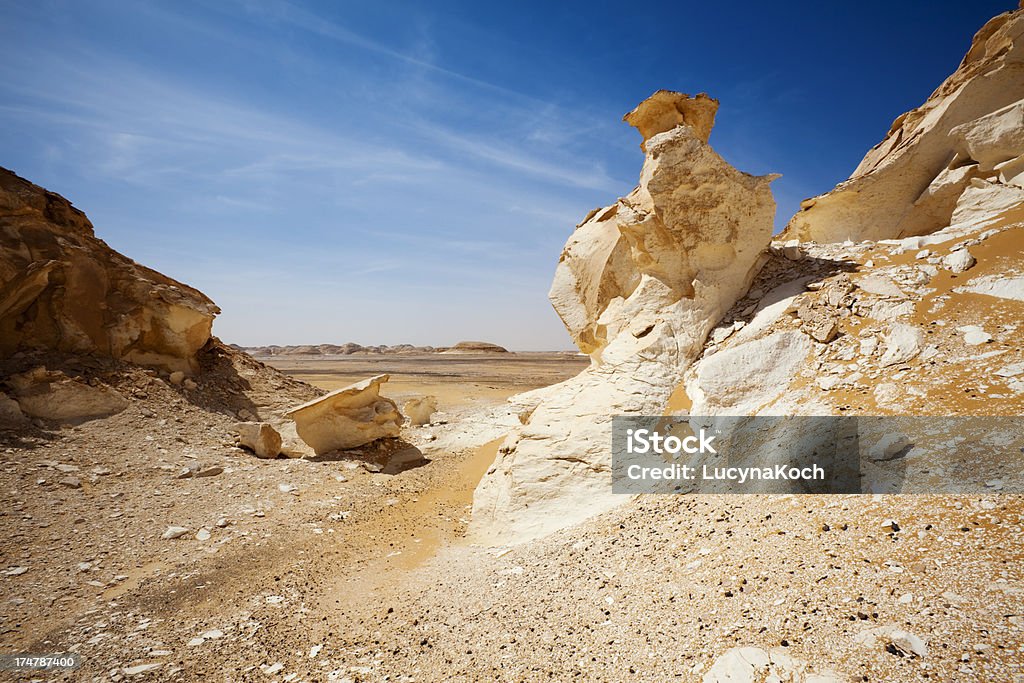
top-left (0, 167), bottom-right (219, 373)
top-left (285, 374), bottom-right (402, 454)
top-left (471, 91), bottom-right (778, 544)
top-left (784, 6), bottom-right (1024, 242)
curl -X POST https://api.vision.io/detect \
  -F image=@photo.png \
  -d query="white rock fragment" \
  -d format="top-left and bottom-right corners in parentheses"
top-left (868, 434), bottom-right (910, 461)
top-left (955, 274), bottom-right (1024, 301)
top-left (161, 526), bottom-right (189, 540)
top-left (879, 324), bottom-right (922, 367)
top-left (855, 625), bottom-right (927, 658)
top-left (941, 249), bottom-right (975, 273)
top-left (123, 663), bottom-right (162, 676)
top-left (957, 325), bottom-right (992, 345)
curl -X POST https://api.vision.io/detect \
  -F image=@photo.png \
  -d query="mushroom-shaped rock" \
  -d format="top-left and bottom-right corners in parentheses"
top-left (285, 375), bottom-right (402, 454)
top-left (623, 90), bottom-right (718, 149)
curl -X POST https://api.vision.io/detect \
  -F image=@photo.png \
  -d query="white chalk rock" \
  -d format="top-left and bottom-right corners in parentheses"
top-left (285, 375), bottom-right (402, 454)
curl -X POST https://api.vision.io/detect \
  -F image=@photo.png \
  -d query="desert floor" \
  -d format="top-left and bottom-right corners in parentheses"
top-left (1, 352), bottom-right (1022, 682)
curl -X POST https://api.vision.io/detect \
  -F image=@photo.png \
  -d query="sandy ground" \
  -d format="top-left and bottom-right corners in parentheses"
top-left (1, 350), bottom-right (1022, 681)
top-left (262, 352), bottom-right (588, 409)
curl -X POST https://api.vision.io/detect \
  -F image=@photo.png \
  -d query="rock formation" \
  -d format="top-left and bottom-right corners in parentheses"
top-left (471, 91), bottom-right (778, 544)
top-left (0, 167), bottom-right (219, 373)
top-left (442, 341), bottom-right (509, 353)
top-left (784, 5), bottom-right (1024, 242)
top-left (285, 374), bottom-right (402, 454)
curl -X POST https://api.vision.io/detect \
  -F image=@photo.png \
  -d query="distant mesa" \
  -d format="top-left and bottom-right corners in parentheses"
top-left (443, 341), bottom-right (509, 354)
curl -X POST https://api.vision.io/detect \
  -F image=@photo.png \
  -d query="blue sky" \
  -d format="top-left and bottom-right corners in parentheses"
top-left (0, 0), bottom-right (1015, 350)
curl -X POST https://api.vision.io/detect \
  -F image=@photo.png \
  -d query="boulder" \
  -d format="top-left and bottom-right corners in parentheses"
top-left (285, 374), bottom-right (402, 454)
top-left (0, 392), bottom-right (28, 428)
top-left (878, 323), bottom-right (923, 367)
top-left (472, 90), bottom-right (777, 544)
top-left (7, 367), bottom-right (127, 423)
top-left (403, 396), bottom-right (438, 426)
top-left (236, 422), bottom-right (283, 459)
top-left (783, 7), bottom-right (1024, 242)
top-left (0, 167), bottom-right (219, 373)
top-left (941, 248), bottom-right (976, 273)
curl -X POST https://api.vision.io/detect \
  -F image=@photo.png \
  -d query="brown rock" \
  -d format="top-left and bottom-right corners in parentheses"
top-left (0, 167), bottom-right (219, 373)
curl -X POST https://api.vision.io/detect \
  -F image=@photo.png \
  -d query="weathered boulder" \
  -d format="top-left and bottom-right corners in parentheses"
top-left (0, 392), bottom-right (28, 428)
top-left (7, 367), bottom-right (128, 423)
top-left (285, 374), bottom-right (402, 454)
top-left (236, 421), bottom-right (283, 459)
top-left (783, 6), bottom-right (1024, 242)
top-left (471, 91), bottom-right (778, 544)
top-left (403, 396), bottom-right (438, 426)
top-left (0, 167), bottom-right (219, 373)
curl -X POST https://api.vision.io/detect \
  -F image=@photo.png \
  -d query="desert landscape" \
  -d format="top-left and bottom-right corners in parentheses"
top-left (3, 2), bottom-right (1024, 682)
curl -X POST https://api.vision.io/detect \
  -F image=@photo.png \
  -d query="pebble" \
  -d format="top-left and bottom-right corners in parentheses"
top-left (161, 526), bottom-right (189, 540)
top-left (123, 663), bottom-right (162, 676)
top-left (194, 465), bottom-right (223, 478)
top-left (195, 528), bottom-right (212, 541)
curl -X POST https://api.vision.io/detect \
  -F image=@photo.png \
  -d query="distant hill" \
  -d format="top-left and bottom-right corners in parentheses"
top-left (234, 341), bottom-right (510, 356)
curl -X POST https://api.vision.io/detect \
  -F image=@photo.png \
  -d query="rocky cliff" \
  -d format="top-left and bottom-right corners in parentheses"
top-left (471, 91), bottom-right (778, 543)
top-left (474, 5), bottom-right (1024, 546)
top-left (0, 167), bottom-right (218, 374)
top-left (784, 5), bottom-right (1024, 242)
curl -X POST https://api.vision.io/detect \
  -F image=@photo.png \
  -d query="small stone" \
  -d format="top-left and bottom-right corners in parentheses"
top-left (123, 663), bottom-right (162, 676)
top-left (200, 629), bottom-right (224, 639)
top-left (2, 566), bottom-right (29, 576)
top-left (183, 379), bottom-right (198, 390)
top-left (168, 371), bottom-right (185, 386)
top-left (215, 518), bottom-right (229, 528)
top-left (58, 476), bottom-right (82, 489)
top-left (161, 526), bottom-right (189, 540)
top-left (868, 434), bottom-right (910, 461)
top-left (194, 465), bottom-right (223, 478)
top-left (957, 325), bottom-right (992, 345)
top-left (187, 637), bottom-right (205, 647)
top-left (262, 663), bottom-right (284, 676)
top-left (782, 239), bottom-right (803, 261)
top-left (278, 483), bottom-right (297, 494)
top-left (195, 528), bottom-right (212, 541)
